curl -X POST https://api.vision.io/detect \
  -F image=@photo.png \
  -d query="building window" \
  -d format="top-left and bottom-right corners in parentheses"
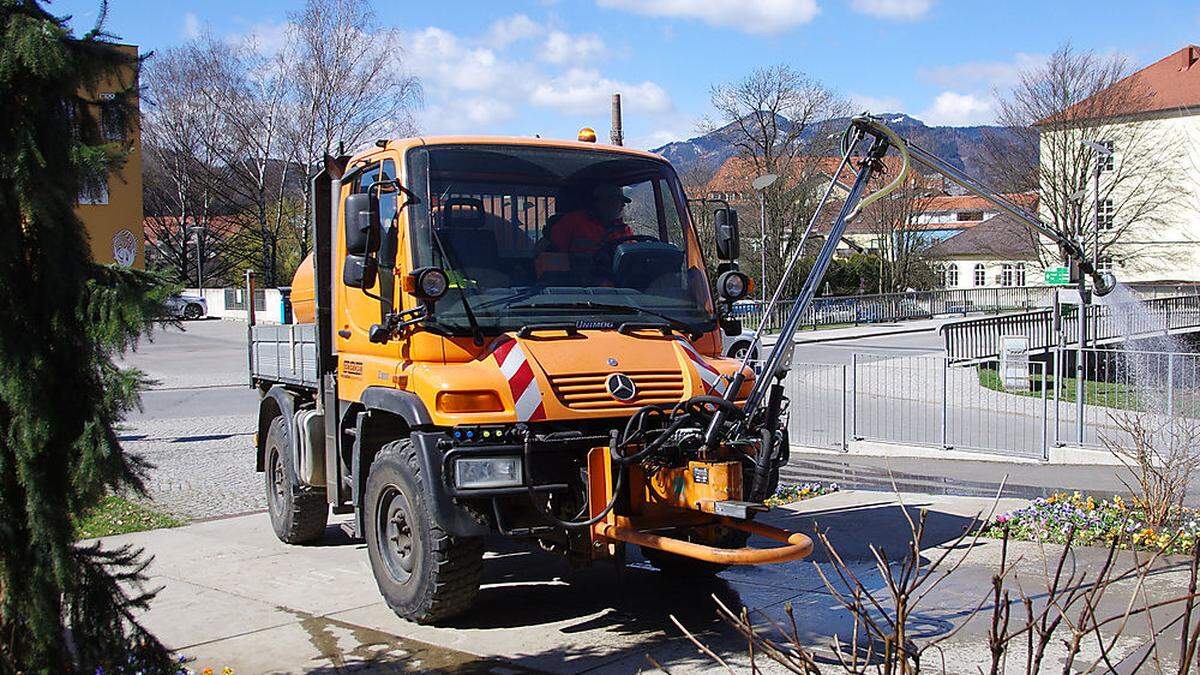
top-left (973, 263), bottom-right (986, 287)
top-left (1098, 199), bottom-right (1115, 230)
top-left (945, 263), bottom-right (959, 288)
top-left (1001, 263), bottom-right (1014, 287)
top-left (957, 211), bottom-right (984, 222)
top-left (1098, 140), bottom-right (1114, 172)
top-left (1015, 263), bottom-right (1026, 286)
top-left (78, 169), bottom-right (108, 205)
top-left (98, 92), bottom-right (126, 143)
top-left (1098, 256), bottom-right (1115, 273)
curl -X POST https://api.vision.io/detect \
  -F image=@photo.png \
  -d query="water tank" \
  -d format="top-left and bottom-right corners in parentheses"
top-left (290, 253), bottom-right (315, 324)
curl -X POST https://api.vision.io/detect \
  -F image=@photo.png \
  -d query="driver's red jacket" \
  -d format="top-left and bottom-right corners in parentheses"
top-left (549, 210), bottom-right (632, 256)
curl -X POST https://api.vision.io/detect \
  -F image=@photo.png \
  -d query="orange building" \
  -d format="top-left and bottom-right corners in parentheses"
top-left (75, 43), bottom-right (143, 268)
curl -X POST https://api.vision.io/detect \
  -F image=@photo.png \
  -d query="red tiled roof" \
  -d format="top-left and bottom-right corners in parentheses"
top-left (920, 193), bottom-right (1037, 213)
top-left (1038, 45), bottom-right (1200, 125)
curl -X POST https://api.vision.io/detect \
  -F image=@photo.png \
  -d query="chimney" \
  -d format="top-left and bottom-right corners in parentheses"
top-left (1180, 45), bottom-right (1199, 70)
top-left (610, 93), bottom-right (623, 146)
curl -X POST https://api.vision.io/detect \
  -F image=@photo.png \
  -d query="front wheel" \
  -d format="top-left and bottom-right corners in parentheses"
top-left (364, 439), bottom-right (484, 624)
top-left (183, 303), bottom-right (203, 320)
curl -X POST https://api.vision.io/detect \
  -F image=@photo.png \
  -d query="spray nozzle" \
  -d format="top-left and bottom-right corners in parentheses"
top-left (1092, 271), bottom-right (1117, 297)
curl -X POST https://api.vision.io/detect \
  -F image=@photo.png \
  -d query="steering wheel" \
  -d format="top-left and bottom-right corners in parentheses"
top-left (595, 234), bottom-right (660, 267)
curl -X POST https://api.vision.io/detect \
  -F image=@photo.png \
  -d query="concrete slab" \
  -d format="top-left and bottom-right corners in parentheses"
top-left (105, 490), bottom-right (1193, 673)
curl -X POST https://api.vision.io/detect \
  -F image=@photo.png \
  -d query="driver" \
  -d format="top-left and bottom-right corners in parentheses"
top-left (549, 184), bottom-right (633, 257)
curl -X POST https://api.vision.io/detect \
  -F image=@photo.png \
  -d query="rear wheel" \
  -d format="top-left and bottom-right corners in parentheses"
top-left (365, 438), bottom-right (484, 624)
top-left (264, 416), bottom-right (328, 544)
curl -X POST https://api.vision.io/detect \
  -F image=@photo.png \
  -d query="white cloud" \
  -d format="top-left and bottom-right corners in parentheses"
top-left (227, 20), bottom-right (292, 56)
top-left (487, 14), bottom-right (540, 47)
top-left (849, 0), bottom-right (933, 20)
top-left (920, 91), bottom-right (994, 126)
top-left (183, 12), bottom-right (201, 39)
top-left (542, 31), bottom-right (606, 64)
top-left (596, 0), bottom-right (819, 35)
top-left (919, 53), bottom-right (1046, 90)
top-left (531, 68), bottom-right (673, 115)
top-left (849, 93), bottom-right (904, 114)
top-left (402, 25), bottom-right (674, 135)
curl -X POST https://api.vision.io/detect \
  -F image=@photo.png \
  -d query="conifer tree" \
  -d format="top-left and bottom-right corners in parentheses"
top-left (0, 1), bottom-right (178, 670)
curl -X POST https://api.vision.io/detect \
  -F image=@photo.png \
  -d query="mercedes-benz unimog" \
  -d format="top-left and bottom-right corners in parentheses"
top-left (246, 116), bottom-right (1116, 624)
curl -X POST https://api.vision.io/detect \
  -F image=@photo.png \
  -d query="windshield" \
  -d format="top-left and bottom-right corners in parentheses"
top-left (406, 144), bottom-right (715, 335)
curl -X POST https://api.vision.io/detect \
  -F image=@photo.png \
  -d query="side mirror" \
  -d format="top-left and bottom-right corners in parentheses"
top-left (343, 254), bottom-right (377, 289)
top-left (345, 192), bottom-right (380, 255)
top-left (715, 208), bottom-right (740, 260)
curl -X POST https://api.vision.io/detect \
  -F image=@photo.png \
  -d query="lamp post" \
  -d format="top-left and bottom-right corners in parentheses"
top-left (1081, 140), bottom-right (1113, 273)
top-left (751, 173), bottom-right (779, 304)
top-left (186, 226), bottom-right (205, 289)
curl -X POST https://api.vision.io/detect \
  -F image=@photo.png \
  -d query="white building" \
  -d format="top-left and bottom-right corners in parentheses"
top-left (926, 214), bottom-right (1045, 289)
top-left (1038, 45), bottom-right (1200, 283)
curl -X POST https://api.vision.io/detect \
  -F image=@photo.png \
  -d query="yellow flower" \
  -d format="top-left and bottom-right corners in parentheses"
top-left (223, 668), bottom-right (235, 675)
top-left (203, 669), bottom-right (213, 675)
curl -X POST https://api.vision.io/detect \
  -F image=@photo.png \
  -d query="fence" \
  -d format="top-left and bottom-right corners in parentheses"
top-left (783, 347), bottom-right (1200, 460)
top-left (942, 295), bottom-right (1200, 363)
top-left (738, 286), bottom-right (1056, 334)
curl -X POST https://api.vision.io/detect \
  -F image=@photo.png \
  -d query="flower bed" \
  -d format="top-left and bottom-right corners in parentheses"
top-left (766, 482), bottom-right (839, 507)
top-left (982, 491), bottom-right (1199, 555)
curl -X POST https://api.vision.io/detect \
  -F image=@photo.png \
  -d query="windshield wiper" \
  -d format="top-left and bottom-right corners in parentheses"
top-left (508, 300), bottom-right (699, 336)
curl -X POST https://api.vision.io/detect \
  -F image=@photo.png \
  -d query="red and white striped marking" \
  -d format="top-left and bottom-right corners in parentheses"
top-left (490, 337), bottom-right (546, 421)
top-left (675, 337), bottom-right (732, 396)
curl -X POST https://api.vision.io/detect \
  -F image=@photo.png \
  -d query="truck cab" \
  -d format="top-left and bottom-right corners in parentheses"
top-left (250, 134), bottom-right (777, 624)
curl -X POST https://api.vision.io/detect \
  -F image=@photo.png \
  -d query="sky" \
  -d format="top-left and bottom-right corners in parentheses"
top-left (54, 0), bottom-right (1200, 149)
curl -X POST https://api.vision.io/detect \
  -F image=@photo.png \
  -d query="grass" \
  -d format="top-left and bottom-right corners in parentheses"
top-left (977, 366), bottom-right (1146, 410)
top-left (76, 495), bottom-right (182, 540)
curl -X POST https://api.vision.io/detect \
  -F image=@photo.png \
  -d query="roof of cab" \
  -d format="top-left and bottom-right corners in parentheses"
top-left (357, 135), bottom-right (666, 163)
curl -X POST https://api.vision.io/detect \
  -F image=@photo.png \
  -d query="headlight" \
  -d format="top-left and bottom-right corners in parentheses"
top-left (407, 266), bottom-right (449, 300)
top-left (454, 456), bottom-right (523, 489)
top-left (717, 270), bottom-right (751, 301)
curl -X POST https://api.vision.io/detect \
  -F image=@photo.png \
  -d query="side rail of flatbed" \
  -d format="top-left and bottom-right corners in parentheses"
top-left (249, 323), bottom-right (320, 388)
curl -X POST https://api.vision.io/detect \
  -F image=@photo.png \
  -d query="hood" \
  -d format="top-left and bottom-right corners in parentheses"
top-left (486, 330), bottom-right (747, 420)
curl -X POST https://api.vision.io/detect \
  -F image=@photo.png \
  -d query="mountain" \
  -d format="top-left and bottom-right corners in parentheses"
top-left (652, 113), bottom-right (1026, 184)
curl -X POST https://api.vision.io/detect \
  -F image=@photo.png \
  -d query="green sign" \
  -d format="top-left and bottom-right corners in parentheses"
top-left (1044, 266), bottom-right (1070, 286)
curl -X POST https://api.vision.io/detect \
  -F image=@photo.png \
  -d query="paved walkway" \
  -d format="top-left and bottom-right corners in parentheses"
top-left (106, 489), bottom-right (1197, 673)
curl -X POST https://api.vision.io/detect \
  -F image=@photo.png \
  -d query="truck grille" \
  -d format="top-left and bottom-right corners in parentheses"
top-left (548, 370), bottom-right (685, 411)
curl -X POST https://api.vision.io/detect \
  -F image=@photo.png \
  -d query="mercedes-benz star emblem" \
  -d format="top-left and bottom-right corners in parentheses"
top-left (605, 373), bottom-right (637, 402)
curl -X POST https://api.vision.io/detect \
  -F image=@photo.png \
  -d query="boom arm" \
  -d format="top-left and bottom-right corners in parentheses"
top-left (708, 114), bottom-right (1118, 445)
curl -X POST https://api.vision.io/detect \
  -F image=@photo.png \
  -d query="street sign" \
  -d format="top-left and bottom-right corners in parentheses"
top-left (1044, 266), bottom-right (1070, 286)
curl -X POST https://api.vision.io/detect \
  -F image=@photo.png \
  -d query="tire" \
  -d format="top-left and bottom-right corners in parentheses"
top-left (183, 303), bottom-right (203, 320)
top-left (364, 438), bottom-right (484, 624)
top-left (264, 416), bottom-right (328, 544)
top-left (641, 526), bottom-right (751, 577)
top-left (726, 340), bottom-right (759, 363)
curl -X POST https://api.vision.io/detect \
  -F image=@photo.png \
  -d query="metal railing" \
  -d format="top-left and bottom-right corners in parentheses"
top-left (783, 347), bottom-right (1200, 460)
top-left (738, 286), bottom-right (1056, 333)
top-left (942, 295), bottom-right (1200, 363)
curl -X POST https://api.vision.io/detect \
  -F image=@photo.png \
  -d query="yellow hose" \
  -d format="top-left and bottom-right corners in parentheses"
top-left (845, 117), bottom-right (912, 222)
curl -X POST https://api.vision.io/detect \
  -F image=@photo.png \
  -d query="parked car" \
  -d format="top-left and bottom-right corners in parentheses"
top-left (166, 294), bottom-right (207, 320)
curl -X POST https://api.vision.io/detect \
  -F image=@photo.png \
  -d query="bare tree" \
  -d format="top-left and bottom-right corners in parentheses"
top-left (704, 65), bottom-right (849, 295)
top-left (983, 44), bottom-right (1185, 271)
top-left (1105, 412), bottom-right (1200, 526)
top-left (283, 0), bottom-right (422, 261)
top-left (185, 36), bottom-right (298, 286)
top-left (141, 48), bottom-right (242, 285)
top-left (862, 180), bottom-right (939, 293)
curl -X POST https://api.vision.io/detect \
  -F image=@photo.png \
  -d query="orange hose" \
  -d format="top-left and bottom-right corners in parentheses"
top-left (597, 517), bottom-right (813, 565)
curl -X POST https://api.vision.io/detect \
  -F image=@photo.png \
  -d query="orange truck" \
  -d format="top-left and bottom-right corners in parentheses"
top-left (250, 118), bottom-right (1047, 624)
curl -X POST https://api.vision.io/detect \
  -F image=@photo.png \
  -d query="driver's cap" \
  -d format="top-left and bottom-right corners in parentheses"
top-left (592, 184), bottom-right (631, 204)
